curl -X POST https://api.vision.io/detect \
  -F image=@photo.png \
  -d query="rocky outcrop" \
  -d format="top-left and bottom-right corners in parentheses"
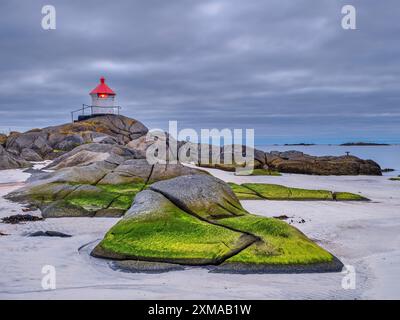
top-left (189, 144), bottom-right (382, 175)
top-left (187, 144), bottom-right (381, 175)
top-left (97, 159), bottom-right (206, 185)
top-left (265, 151), bottom-right (382, 176)
top-left (6, 156), bottom-right (207, 217)
top-left (0, 145), bottom-right (31, 170)
top-left (3, 115), bottom-right (148, 165)
top-left (45, 143), bottom-right (140, 170)
top-left (149, 175), bottom-right (246, 220)
top-left (20, 148), bottom-right (43, 162)
top-left (92, 174), bottom-right (342, 272)
top-left (0, 114), bottom-right (382, 176)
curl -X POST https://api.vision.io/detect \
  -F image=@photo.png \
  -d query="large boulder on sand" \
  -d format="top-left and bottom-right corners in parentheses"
top-left (91, 189), bottom-right (255, 264)
top-left (6, 156), bottom-right (207, 217)
top-left (92, 174), bottom-right (342, 272)
top-left (97, 159), bottom-right (207, 185)
top-left (149, 175), bottom-right (246, 219)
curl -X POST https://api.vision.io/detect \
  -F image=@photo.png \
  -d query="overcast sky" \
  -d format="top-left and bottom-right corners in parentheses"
top-left (0, 0), bottom-right (399, 144)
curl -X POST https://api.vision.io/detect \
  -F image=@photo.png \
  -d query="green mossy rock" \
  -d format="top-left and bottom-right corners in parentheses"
top-left (93, 175), bottom-right (341, 272)
top-left (150, 175), bottom-right (248, 220)
top-left (242, 183), bottom-right (333, 200)
top-left (7, 181), bottom-right (145, 218)
top-left (92, 190), bottom-right (256, 264)
top-left (235, 169), bottom-right (281, 176)
top-left (227, 183), bottom-right (263, 200)
top-left (333, 192), bottom-right (368, 201)
top-left (230, 183), bottom-right (367, 201)
top-left (216, 215), bottom-right (333, 265)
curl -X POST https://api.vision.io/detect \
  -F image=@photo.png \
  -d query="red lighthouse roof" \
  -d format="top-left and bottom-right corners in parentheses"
top-left (90, 77), bottom-right (116, 95)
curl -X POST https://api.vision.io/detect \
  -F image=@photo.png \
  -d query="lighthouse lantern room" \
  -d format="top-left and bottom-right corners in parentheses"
top-left (71, 77), bottom-right (121, 122)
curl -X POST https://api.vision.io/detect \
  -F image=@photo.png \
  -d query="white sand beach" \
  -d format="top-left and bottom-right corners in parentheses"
top-left (0, 164), bottom-right (399, 299)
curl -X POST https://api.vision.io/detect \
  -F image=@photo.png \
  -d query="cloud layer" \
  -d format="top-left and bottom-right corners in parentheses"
top-left (0, 0), bottom-right (399, 143)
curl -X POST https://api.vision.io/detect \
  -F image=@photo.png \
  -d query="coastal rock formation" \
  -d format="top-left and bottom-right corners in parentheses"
top-left (45, 143), bottom-right (140, 170)
top-left (5, 157), bottom-right (207, 218)
top-left (188, 145), bottom-right (381, 176)
top-left (149, 175), bottom-right (247, 219)
top-left (0, 145), bottom-right (31, 170)
top-left (0, 115), bottom-right (382, 175)
top-left (3, 115), bottom-right (148, 163)
top-left (265, 151), bottom-right (382, 175)
top-left (92, 188), bottom-right (255, 264)
top-left (20, 148), bottom-right (43, 162)
top-left (182, 144), bottom-right (267, 172)
top-left (92, 174), bottom-right (342, 272)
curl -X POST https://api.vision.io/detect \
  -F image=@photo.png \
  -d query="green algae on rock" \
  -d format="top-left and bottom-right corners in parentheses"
top-left (92, 190), bottom-right (256, 264)
top-left (216, 214), bottom-right (333, 265)
top-left (227, 183), bottom-right (263, 200)
top-left (92, 175), bottom-right (342, 273)
top-left (235, 168), bottom-right (281, 176)
top-left (228, 182), bottom-right (368, 201)
top-left (242, 183), bottom-right (333, 200)
top-left (5, 156), bottom-right (207, 217)
top-left (333, 192), bottom-right (368, 201)
top-left (149, 175), bottom-right (248, 220)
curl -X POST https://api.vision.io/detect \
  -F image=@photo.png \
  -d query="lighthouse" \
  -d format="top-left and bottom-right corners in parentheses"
top-left (90, 77), bottom-right (116, 113)
top-left (71, 77), bottom-right (121, 122)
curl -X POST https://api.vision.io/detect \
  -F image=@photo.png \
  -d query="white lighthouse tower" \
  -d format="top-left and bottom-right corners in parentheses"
top-left (89, 77), bottom-right (116, 114)
top-left (71, 77), bottom-right (121, 122)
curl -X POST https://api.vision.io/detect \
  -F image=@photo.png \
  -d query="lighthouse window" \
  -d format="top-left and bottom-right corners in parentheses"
top-left (98, 93), bottom-right (108, 98)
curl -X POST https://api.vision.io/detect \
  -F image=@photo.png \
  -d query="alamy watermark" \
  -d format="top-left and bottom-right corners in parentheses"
top-left (41, 265), bottom-right (56, 290)
top-left (41, 5), bottom-right (56, 30)
top-left (41, 4), bottom-right (356, 31)
top-left (341, 265), bottom-right (356, 290)
top-left (342, 5), bottom-right (357, 30)
top-left (145, 121), bottom-right (255, 175)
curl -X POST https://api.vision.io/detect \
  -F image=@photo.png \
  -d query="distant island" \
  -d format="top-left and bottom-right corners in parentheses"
top-left (340, 142), bottom-right (390, 146)
top-left (284, 143), bottom-right (315, 146)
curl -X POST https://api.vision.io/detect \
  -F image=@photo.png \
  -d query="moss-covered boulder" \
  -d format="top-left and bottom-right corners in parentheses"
top-left (235, 168), bottom-right (281, 176)
top-left (228, 183), bottom-right (368, 201)
top-left (243, 183), bottom-right (333, 200)
top-left (93, 175), bottom-right (342, 273)
top-left (149, 175), bottom-right (247, 220)
top-left (333, 192), bottom-right (368, 201)
top-left (217, 215), bottom-right (332, 265)
top-left (92, 190), bottom-right (255, 264)
top-left (6, 158), bottom-right (207, 217)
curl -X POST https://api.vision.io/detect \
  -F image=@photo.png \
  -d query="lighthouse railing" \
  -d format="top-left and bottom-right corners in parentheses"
top-left (70, 104), bottom-right (122, 122)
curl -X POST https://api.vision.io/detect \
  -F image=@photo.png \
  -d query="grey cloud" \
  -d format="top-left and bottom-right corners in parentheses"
top-left (0, 0), bottom-right (399, 144)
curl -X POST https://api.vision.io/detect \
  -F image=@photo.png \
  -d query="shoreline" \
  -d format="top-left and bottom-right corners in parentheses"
top-left (0, 165), bottom-right (399, 299)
